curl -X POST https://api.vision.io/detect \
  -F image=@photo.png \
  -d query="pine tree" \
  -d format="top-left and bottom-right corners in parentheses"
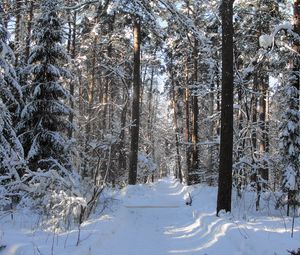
top-left (19, 0), bottom-right (73, 173)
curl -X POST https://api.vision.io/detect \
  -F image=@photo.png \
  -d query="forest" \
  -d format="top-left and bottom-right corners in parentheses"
top-left (0, 0), bottom-right (299, 254)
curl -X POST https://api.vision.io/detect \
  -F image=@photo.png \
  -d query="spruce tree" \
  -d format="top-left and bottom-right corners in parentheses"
top-left (280, 0), bottom-right (300, 216)
top-left (280, 79), bottom-right (300, 215)
top-left (19, 0), bottom-right (73, 173)
top-left (0, 5), bottom-right (24, 205)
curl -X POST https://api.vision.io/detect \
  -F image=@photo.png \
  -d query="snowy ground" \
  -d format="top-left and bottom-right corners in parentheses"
top-left (0, 177), bottom-right (300, 255)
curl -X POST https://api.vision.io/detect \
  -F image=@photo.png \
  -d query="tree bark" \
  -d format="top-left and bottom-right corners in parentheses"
top-left (171, 69), bottom-right (182, 183)
top-left (14, 0), bottom-right (22, 66)
top-left (25, 1), bottom-right (33, 63)
top-left (128, 17), bottom-right (141, 185)
top-left (258, 77), bottom-right (268, 185)
top-left (68, 11), bottom-right (77, 139)
top-left (217, 0), bottom-right (234, 215)
top-left (191, 39), bottom-right (200, 184)
top-left (185, 86), bottom-right (191, 185)
top-left (83, 36), bottom-right (97, 176)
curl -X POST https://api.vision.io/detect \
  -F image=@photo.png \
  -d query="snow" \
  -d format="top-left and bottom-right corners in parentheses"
top-left (259, 34), bottom-right (273, 49)
top-left (259, 22), bottom-right (298, 50)
top-left (1, 177), bottom-right (300, 255)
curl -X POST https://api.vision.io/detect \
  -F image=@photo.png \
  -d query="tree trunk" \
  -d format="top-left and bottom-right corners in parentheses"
top-left (83, 36), bottom-right (97, 176)
top-left (171, 72), bottom-right (182, 183)
top-left (68, 11), bottom-right (77, 139)
top-left (216, 63), bottom-right (221, 136)
top-left (118, 92), bottom-right (128, 176)
top-left (2, 1), bottom-right (9, 29)
top-left (25, 1), bottom-right (34, 63)
top-left (191, 39), bottom-right (200, 184)
top-left (128, 17), bottom-right (141, 185)
top-left (207, 75), bottom-right (215, 185)
top-left (216, 0), bottom-right (234, 215)
top-left (147, 68), bottom-right (154, 142)
top-left (14, 0), bottom-right (22, 66)
top-left (258, 77), bottom-right (268, 185)
top-left (86, 37), bottom-right (96, 139)
top-left (185, 86), bottom-right (191, 185)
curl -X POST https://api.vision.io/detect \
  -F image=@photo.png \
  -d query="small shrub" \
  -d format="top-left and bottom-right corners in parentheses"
top-left (288, 248), bottom-right (300, 255)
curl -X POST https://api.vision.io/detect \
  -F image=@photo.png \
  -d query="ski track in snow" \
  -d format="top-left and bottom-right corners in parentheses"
top-left (1, 177), bottom-right (300, 255)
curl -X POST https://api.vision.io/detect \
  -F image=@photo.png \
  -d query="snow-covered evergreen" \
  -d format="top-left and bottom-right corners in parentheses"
top-left (15, 0), bottom-right (85, 223)
top-left (280, 74), bottom-right (300, 207)
top-left (19, 0), bottom-right (73, 173)
top-left (0, 5), bottom-right (25, 207)
top-left (0, 10), bottom-right (22, 120)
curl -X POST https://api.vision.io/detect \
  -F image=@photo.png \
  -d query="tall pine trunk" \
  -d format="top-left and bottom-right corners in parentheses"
top-left (217, 0), bottom-right (234, 215)
top-left (128, 17), bottom-right (141, 185)
top-left (68, 11), bottom-right (77, 139)
top-left (171, 72), bottom-right (182, 182)
top-left (25, 1), bottom-right (34, 63)
top-left (184, 85), bottom-right (191, 185)
top-left (191, 39), bottom-right (200, 184)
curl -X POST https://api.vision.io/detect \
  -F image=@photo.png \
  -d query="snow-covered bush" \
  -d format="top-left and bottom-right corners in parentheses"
top-left (288, 248), bottom-right (300, 255)
top-left (44, 190), bottom-right (86, 230)
top-left (137, 152), bottom-right (157, 182)
top-left (20, 160), bottom-right (86, 229)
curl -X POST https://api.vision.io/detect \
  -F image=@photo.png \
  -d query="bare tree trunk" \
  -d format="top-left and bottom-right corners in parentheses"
top-left (217, 0), bottom-right (234, 215)
top-left (140, 61), bottom-right (147, 107)
top-left (83, 36), bottom-right (97, 176)
top-left (118, 91), bottom-right (128, 176)
top-left (171, 74), bottom-right (182, 183)
top-left (252, 73), bottom-right (261, 210)
top-left (14, 0), bottom-right (22, 66)
top-left (102, 79), bottom-right (109, 130)
top-left (258, 78), bottom-right (268, 184)
top-left (252, 76), bottom-right (258, 161)
top-left (2, 0), bottom-right (10, 29)
top-left (107, 15), bottom-right (115, 133)
top-left (216, 63), bottom-right (221, 136)
top-left (191, 39), bottom-right (200, 184)
top-left (25, 1), bottom-right (34, 63)
top-left (86, 37), bottom-right (96, 139)
top-left (128, 17), bottom-right (141, 185)
top-left (236, 84), bottom-right (244, 197)
top-left (207, 77), bottom-right (215, 185)
top-left (78, 72), bottom-right (84, 116)
top-left (185, 86), bottom-right (191, 185)
top-left (147, 68), bottom-right (154, 142)
top-left (68, 11), bottom-right (77, 139)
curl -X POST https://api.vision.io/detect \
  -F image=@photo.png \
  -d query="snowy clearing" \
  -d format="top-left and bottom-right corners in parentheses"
top-left (1, 177), bottom-right (300, 255)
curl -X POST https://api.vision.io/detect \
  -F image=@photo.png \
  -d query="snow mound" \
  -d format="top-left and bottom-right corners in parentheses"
top-left (259, 34), bottom-right (273, 49)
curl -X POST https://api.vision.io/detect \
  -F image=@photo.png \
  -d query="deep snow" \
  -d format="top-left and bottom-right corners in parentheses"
top-left (0, 177), bottom-right (299, 255)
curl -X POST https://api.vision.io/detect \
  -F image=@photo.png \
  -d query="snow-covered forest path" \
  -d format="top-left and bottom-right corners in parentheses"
top-left (72, 177), bottom-right (201, 255)
top-left (69, 177), bottom-right (300, 255)
top-left (2, 177), bottom-right (300, 255)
